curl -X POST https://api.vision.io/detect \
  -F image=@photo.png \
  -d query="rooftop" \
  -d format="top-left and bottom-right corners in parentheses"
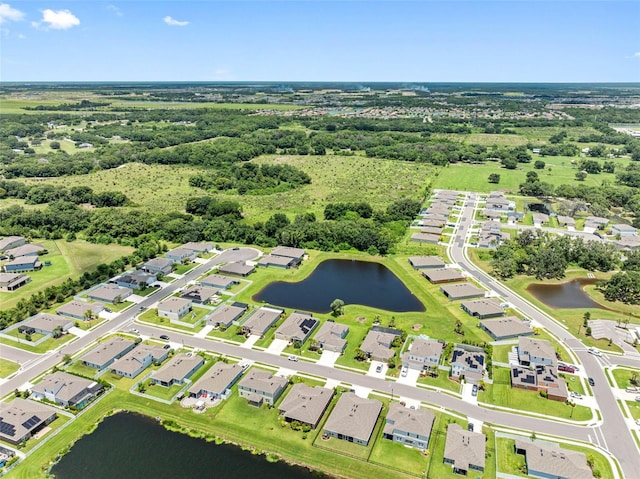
top-left (444, 423), bottom-right (486, 471)
top-left (323, 392), bottom-right (382, 443)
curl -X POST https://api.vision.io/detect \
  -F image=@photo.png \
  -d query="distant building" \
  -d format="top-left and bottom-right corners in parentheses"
top-left (0, 272), bottom-right (31, 292)
top-left (181, 242), bottom-right (214, 254)
top-left (180, 285), bottom-right (219, 304)
top-left (56, 301), bottom-right (105, 320)
top-left (451, 346), bottom-right (485, 383)
top-left (611, 224), bottom-right (637, 237)
top-left (140, 257), bottom-right (173, 276)
top-left (479, 317), bottom-right (533, 341)
top-left (88, 284), bottom-right (132, 304)
top-left (17, 313), bottom-right (73, 336)
top-left (218, 262), bottom-right (255, 277)
top-left (360, 328), bottom-right (400, 362)
top-left (411, 232), bottom-right (441, 244)
top-left (408, 256), bottom-right (446, 270)
top-left (115, 271), bottom-right (156, 290)
top-left (3, 255), bottom-right (42, 273)
top-left (200, 274), bottom-right (238, 289)
top-left (422, 268), bottom-right (466, 284)
top-left (0, 236), bottom-right (26, 252)
top-left (257, 255), bottom-right (298, 269)
top-left (518, 337), bottom-right (556, 366)
top-left (5, 243), bottom-right (46, 258)
top-left (460, 298), bottom-right (504, 319)
top-left (81, 337), bottom-right (136, 370)
top-left (165, 247), bottom-right (197, 264)
top-left (440, 283), bottom-right (485, 301)
top-left (110, 345), bottom-right (168, 378)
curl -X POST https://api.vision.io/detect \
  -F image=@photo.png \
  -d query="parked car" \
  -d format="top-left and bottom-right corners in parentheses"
top-left (558, 364), bottom-right (576, 373)
top-left (130, 328), bottom-right (139, 334)
top-left (163, 344), bottom-right (171, 350)
top-left (401, 366), bottom-right (408, 377)
top-left (635, 396), bottom-right (640, 402)
top-left (375, 364), bottom-right (383, 373)
top-left (288, 355), bottom-right (298, 362)
top-left (570, 391), bottom-right (583, 399)
top-left (467, 422), bottom-right (474, 431)
top-left (159, 335), bottom-right (170, 340)
top-left (588, 377), bottom-right (595, 387)
top-left (472, 385), bottom-right (478, 397)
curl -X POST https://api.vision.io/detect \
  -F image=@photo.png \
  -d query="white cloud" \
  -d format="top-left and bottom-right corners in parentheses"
top-left (0, 3), bottom-right (24, 24)
top-left (107, 5), bottom-right (123, 17)
top-left (35, 9), bottom-right (80, 30)
top-left (634, 52), bottom-right (640, 58)
top-left (164, 16), bottom-right (188, 27)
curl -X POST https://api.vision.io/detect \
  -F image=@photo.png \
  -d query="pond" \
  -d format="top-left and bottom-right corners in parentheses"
top-left (526, 278), bottom-right (605, 309)
top-left (51, 412), bottom-right (323, 479)
top-left (253, 259), bottom-right (425, 313)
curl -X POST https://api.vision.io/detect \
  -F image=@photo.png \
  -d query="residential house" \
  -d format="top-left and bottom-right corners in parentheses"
top-left (5, 243), bottom-right (46, 258)
top-left (140, 257), bottom-right (173, 276)
top-left (17, 313), bottom-right (73, 336)
top-left (421, 226), bottom-right (444, 235)
top-left (408, 256), bottom-right (446, 270)
top-left (450, 346), bottom-right (486, 383)
top-left (557, 215), bottom-right (576, 229)
top-left (0, 398), bottom-right (57, 445)
top-left (278, 384), bottom-right (333, 429)
top-left (411, 232), bottom-right (441, 244)
top-left (482, 209), bottom-right (502, 221)
top-left (200, 274), bottom-right (238, 289)
top-left (180, 285), bottom-right (219, 304)
top-left (313, 321), bottom-right (349, 353)
top-left (518, 337), bottom-right (556, 366)
top-left (271, 246), bottom-right (305, 263)
top-left (614, 235), bottom-right (640, 251)
top-left (443, 423), bottom-right (486, 475)
top-left (479, 317), bottom-right (533, 340)
top-left (257, 254), bottom-right (298, 269)
top-left (241, 307), bottom-right (284, 337)
top-left (422, 268), bottom-right (466, 284)
top-left (514, 439), bottom-right (593, 479)
top-left (110, 345), bottom-right (168, 378)
top-left (56, 301), bottom-right (105, 320)
top-left (532, 213), bottom-right (549, 227)
top-left (0, 272), bottom-right (30, 292)
top-left (402, 338), bottom-right (444, 371)
top-left (507, 211), bottom-right (525, 224)
top-left (81, 337), bottom-right (136, 370)
top-left (275, 312), bottom-right (319, 344)
top-left (420, 218), bottom-right (447, 228)
top-left (511, 364), bottom-right (568, 402)
top-left (150, 354), bottom-right (204, 387)
top-left (207, 303), bottom-right (248, 328)
top-left (181, 242), bottom-right (214, 254)
top-left (30, 371), bottom-right (103, 409)
top-left (158, 297), bottom-right (193, 321)
top-left (360, 327), bottom-right (401, 362)
top-left (440, 283), bottom-right (485, 301)
top-left (115, 271), bottom-right (156, 290)
top-left (188, 362), bottom-right (244, 399)
top-left (461, 299), bottom-right (504, 319)
top-left (238, 369), bottom-right (288, 406)
top-left (0, 236), bottom-right (26, 252)
top-left (323, 392), bottom-right (382, 446)
top-left (165, 247), bottom-right (197, 264)
top-left (611, 224), bottom-right (637, 237)
top-left (383, 403), bottom-right (435, 451)
top-left (88, 284), bottom-right (132, 304)
top-left (583, 216), bottom-right (609, 232)
top-left (218, 262), bottom-right (255, 277)
top-left (3, 255), bottom-right (42, 272)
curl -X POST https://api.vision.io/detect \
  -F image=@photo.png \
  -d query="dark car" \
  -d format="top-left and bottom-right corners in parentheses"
top-left (163, 344), bottom-right (171, 350)
top-left (588, 377), bottom-right (595, 387)
top-left (467, 422), bottom-right (474, 431)
top-left (159, 335), bottom-right (170, 340)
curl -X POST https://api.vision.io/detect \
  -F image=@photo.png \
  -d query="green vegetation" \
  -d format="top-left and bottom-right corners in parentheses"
top-left (611, 367), bottom-right (640, 389)
top-left (0, 358), bottom-right (20, 378)
top-left (496, 438), bottom-right (527, 476)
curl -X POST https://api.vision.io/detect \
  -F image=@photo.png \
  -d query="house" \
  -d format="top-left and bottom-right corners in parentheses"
top-left (218, 261), bottom-right (255, 277)
top-left (507, 211), bottom-right (525, 224)
top-left (614, 235), bottom-right (640, 251)
top-left (422, 268), bottom-right (466, 284)
top-left (0, 398), bottom-right (58, 445)
top-left (532, 213), bottom-right (549, 227)
top-left (611, 224), bottom-right (637, 237)
top-left (241, 307), bottom-right (284, 337)
top-left (278, 384), bottom-right (333, 429)
top-left (110, 345), bottom-right (168, 378)
top-left (557, 215), bottom-right (576, 229)
top-left (479, 317), bottom-right (533, 340)
top-left (140, 257), bottom-right (173, 276)
top-left (0, 235), bottom-right (26, 252)
top-left (188, 362), bottom-right (244, 399)
top-left (30, 371), bottom-right (103, 409)
top-left (421, 226), bottom-right (444, 235)
top-left (323, 392), bottom-right (382, 446)
top-left (420, 218), bottom-right (447, 228)
top-left (461, 298), bottom-right (504, 319)
top-left (408, 256), bottom-right (446, 270)
top-left (0, 272), bottom-right (30, 292)
top-left (56, 301), bottom-right (105, 320)
top-left (181, 242), bottom-right (214, 254)
top-left (271, 246), bottom-right (305, 262)
top-left (360, 328), bottom-right (400, 362)
top-left (518, 337), bottom-right (556, 366)
top-left (180, 285), bottom-right (219, 304)
top-left (411, 232), bottom-right (441, 244)
top-left (158, 297), bottom-right (192, 321)
top-left (451, 346), bottom-right (485, 383)
top-left (200, 274), bottom-right (238, 289)
top-left (486, 198), bottom-right (515, 211)
top-left (402, 338), bottom-right (444, 371)
top-left (165, 247), bottom-right (197, 264)
top-left (275, 311), bottom-right (319, 344)
top-left (238, 369), bottom-right (288, 406)
top-left (482, 209), bottom-right (502, 221)
top-left (88, 284), bottom-right (132, 304)
top-left (511, 364), bottom-right (568, 402)
top-left (443, 423), bottom-right (486, 475)
top-left (150, 354), bottom-right (204, 387)
top-left (583, 216), bottom-right (609, 232)
top-left (207, 302), bottom-right (248, 328)
top-left (17, 313), bottom-right (73, 336)
top-left (426, 206), bottom-right (450, 217)
top-left (115, 271), bottom-right (156, 290)
top-left (3, 255), bottom-right (42, 272)
top-left (313, 321), bottom-right (349, 353)
top-left (5, 243), bottom-right (46, 258)
top-left (257, 254), bottom-right (298, 269)
top-left (420, 213), bottom-right (449, 224)
top-left (440, 283), bottom-right (485, 300)
top-left (383, 403), bottom-right (435, 450)
top-left (81, 337), bottom-right (137, 370)
top-left (514, 439), bottom-right (593, 479)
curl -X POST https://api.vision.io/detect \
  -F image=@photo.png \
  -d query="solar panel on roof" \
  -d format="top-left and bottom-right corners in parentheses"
top-left (0, 421), bottom-right (16, 437)
top-left (21, 415), bottom-right (41, 429)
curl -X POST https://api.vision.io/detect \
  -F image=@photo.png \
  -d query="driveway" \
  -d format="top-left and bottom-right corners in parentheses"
top-left (317, 350), bottom-right (341, 367)
top-left (395, 368), bottom-right (420, 386)
top-left (241, 335), bottom-right (260, 349)
top-left (367, 361), bottom-right (387, 378)
top-left (461, 382), bottom-right (478, 405)
top-left (265, 338), bottom-right (288, 355)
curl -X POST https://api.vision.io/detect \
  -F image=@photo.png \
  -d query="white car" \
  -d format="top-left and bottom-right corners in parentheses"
top-left (588, 348), bottom-right (603, 357)
top-left (130, 328), bottom-right (139, 334)
top-left (401, 366), bottom-right (408, 377)
top-left (570, 392), bottom-right (583, 399)
top-left (288, 355), bottom-right (298, 362)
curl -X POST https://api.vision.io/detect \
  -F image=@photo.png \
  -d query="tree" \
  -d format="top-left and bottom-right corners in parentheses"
top-left (534, 160), bottom-right (546, 170)
top-left (330, 299), bottom-right (345, 317)
top-left (501, 157), bottom-right (518, 169)
top-left (62, 354), bottom-right (72, 365)
top-left (597, 271), bottom-right (640, 304)
top-left (583, 311), bottom-right (591, 327)
top-left (575, 171), bottom-right (588, 181)
top-left (488, 173), bottom-right (501, 184)
top-left (50, 141), bottom-right (61, 150)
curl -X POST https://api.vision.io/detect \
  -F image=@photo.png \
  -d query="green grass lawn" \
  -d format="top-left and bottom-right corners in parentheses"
top-left (0, 358), bottom-right (20, 378)
top-left (64, 361), bottom-right (100, 379)
top-left (141, 381), bottom-right (185, 402)
top-left (611, 367), bottom-right (640, 389)
top-left (137, 309), bottom-right (205, 333)
top-left (416, 371), bottom-right (462, 394)
top-left (493, 343), bottom-right (516, 363)
top-left (0, 333), bottom-right (74, 354)
top-left (369, 435), bottom-right (429, 476)
top-left (626, 400), bottom-right (640, 420)
top-left (174, 263), bottom-right (199, 275)
top-left (480, 367), bottom-right (592, 421)
top-left (496, 438), bottom-right (527, 477)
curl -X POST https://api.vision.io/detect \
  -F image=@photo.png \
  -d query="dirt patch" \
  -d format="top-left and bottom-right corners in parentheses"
top-left (356, 317), bottom-right (366, 324)
top-left (412, 324), bottom-right (422, 331)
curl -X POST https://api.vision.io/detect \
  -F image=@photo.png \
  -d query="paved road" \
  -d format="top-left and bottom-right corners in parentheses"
top-left (449, 191), bottom-right (640, 477)
top-left (0, 343), bottom-right (40, 366)
top-left (0, 248), bottom-right (260, 396)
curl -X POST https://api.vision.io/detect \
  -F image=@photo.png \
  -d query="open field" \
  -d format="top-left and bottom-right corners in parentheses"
top-left (611, 367), bottom-right (640, 389)
top-left (0, 239), bottom-right (134, 310)
top-left (0, 358), bottom-right (19, 378)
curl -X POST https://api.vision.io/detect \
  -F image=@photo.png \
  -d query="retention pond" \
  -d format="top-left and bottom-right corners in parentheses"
top-left (526, 278), bottom-right (605, 309)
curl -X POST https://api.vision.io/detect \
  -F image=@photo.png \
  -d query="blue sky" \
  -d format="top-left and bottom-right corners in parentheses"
top-left (1, 1), bottom-right (639, 82)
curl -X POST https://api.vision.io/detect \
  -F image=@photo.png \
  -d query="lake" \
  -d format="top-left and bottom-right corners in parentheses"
top-left (253, 259), bottom-right (425, 313)
top-left (51, 412), bottom-right (324, 479)
top-left (526, 278), bottom-right (605, 309)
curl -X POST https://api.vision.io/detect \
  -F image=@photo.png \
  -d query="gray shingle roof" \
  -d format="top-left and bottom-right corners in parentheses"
top-left (278, 384), bottom-right (333, 427)
top-left (444, 423), bottom-right (486, 471)
top-left (323, 392), bottom-right (382, 444)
